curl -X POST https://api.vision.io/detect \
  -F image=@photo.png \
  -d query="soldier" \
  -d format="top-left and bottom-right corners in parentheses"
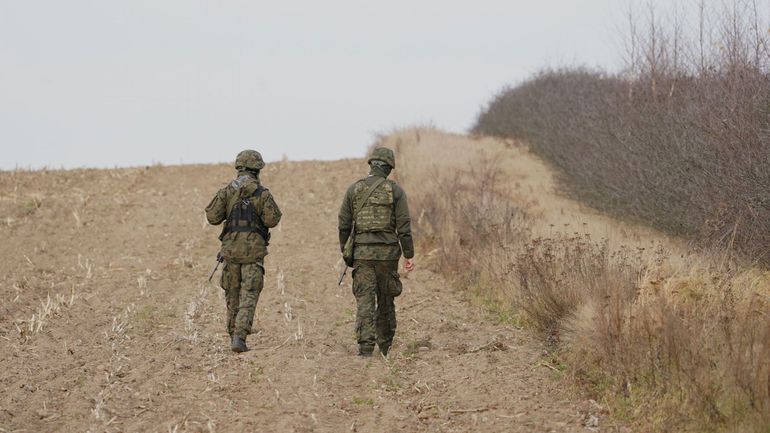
top-left (338, 147), bottom-right (415, 357)
top-left (205, 150), bottom-right (282, 353)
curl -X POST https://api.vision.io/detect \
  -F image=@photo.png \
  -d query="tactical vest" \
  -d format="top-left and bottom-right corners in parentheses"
top-left (353, 179), bottom-right (394, 233)
top-left (220, 180), bottom-right (270, 245)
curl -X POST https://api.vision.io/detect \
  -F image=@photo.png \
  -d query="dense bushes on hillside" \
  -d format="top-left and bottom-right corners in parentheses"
top-left (473, 4), bottom-right (770, 265)
top-left (456, 3), bottom-right (770, 430)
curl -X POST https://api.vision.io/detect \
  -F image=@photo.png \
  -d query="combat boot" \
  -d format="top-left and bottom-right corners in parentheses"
top-left (231, 335), bottom-right (249, 353)
top-left (379, 344), bottom-right (390, 357)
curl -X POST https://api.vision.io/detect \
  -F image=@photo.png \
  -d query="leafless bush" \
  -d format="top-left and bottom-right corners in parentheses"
top-left (473, 1), bottom-right (770, 266)
top-left (515, 236), bottom-right (642, 342)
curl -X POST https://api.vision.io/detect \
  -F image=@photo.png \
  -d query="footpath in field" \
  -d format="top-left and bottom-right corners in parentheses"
top-left (1, 152), bottom-right (626, 432)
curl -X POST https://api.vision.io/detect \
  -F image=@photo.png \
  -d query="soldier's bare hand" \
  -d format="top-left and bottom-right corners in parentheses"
top-left (403, 258), bottom-right (415, 272)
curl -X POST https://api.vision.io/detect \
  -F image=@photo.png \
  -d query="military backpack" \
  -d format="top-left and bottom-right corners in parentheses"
top-left (219, 177), bottom-right (271, 245)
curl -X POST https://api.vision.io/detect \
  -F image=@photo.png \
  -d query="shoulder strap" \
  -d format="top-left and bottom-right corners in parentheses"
top-left (353, 177), bottom-right (387, 219)
top-left (225, 183), bottom-right (264, 217)
top-left (252, 185), bottom-right (266, 198)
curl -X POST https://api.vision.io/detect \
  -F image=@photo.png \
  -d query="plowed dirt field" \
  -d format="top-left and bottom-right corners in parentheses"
top-left (2, 145), bottom-right (624, 432)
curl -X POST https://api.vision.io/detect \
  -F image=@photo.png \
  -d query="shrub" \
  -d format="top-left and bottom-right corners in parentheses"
top-left (473, 3), bottom-right (770, 266)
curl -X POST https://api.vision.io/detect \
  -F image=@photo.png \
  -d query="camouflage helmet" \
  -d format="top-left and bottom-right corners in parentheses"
top-left (234, 149), bottom-right (265, 170)
top-left (367, 147), bottom-right (396, 169)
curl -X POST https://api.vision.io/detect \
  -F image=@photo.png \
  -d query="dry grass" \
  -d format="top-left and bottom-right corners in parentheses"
top-left (384, 129), bottom-right (530, 301)
top-left (384, 127), bottom-right (770, 432)
top-left (9, 254), bottom-right (95, 341)
top-left (524, 235), bottom-right (770, 432)
top-left (25, 289), bottom-right (77, 335)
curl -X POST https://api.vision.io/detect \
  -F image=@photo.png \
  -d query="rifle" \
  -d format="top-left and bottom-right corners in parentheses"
top-left (338, 265), bottom-right (348, 285)
top-left (208, 252), bottom-right (224, 282)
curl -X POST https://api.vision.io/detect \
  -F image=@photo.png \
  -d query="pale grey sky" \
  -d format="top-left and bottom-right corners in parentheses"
top-left (2, 0), bottom-right (649, 170)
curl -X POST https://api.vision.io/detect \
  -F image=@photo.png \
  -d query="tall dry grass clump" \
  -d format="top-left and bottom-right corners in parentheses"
top-left (528, 237), bottom-right (770, 432)
top-left (514, 236), bottom-right (643, 341)
top-left (473, 1), bottom-right (770, 266)
top-left (410, 156), bottom-right (527, 288)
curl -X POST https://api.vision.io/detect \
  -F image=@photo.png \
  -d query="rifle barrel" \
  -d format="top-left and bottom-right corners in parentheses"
top-left (208, 260), bottom-right (221, 282)
top-left (338, 266), bottom-right (348, 285)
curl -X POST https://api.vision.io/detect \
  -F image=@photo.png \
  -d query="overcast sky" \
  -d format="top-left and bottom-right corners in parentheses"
top-left (2, 0), bottom-right (655, 170)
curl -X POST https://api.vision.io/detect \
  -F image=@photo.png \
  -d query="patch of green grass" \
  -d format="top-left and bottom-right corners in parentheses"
top-left (134, 305), bottom-right (158, 332)
top-left (20, 197), bottom-right (42, 215)
top-left (474, 295), bottom-right (524, 327)
top-left (351, 396), bottom-right (374, 406)
top-left (578, 366), bottom-right (615, 398)
top-left (381, 358), bottom-right (403, 392)
top-left (386, 359), bottom-right (401, 375)
top-left (404, 339), bottom-right (432, 356)
top-left (249, 365), bottom-right (264, 383)
top-left (538, 355), bottom-right (568, 380)
top-left (382, 376), bottom-right (401, 393)
top-left (135, 305), bottom-right (154, 321)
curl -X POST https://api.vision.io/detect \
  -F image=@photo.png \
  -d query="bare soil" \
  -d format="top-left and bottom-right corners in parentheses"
top-left (1, 153), bottom-right (623, 432)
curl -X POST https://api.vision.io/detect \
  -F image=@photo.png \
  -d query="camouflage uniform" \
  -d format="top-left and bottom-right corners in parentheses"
top-left (205, 150), bottom-right (282, 351)
top-left (338, 147), bottom-right (414, 356)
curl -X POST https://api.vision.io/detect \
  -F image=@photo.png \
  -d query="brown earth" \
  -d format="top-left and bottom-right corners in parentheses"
top-left (1, 143), bottom-right (632, 432)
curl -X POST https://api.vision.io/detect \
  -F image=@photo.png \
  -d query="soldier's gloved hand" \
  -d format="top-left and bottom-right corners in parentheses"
top-left (403, 258), bottom-right (415, 272)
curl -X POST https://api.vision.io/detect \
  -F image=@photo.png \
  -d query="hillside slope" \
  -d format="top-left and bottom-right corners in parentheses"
top-left (0, 156), bottom-right (609, 432)
top-left (389, 128), bottom-right (684, 255)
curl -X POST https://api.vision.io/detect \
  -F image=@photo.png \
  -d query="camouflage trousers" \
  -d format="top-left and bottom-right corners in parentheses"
top-left (221, 261), bottom-right (264, 339)
top-left (352, 259), bottom-right (398, 354)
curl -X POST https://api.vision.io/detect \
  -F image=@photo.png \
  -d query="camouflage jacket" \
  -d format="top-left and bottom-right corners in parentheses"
top-left (205, 171), bottom-right (282, 263)
top-left (338, 167), bottom-right (414, 260)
